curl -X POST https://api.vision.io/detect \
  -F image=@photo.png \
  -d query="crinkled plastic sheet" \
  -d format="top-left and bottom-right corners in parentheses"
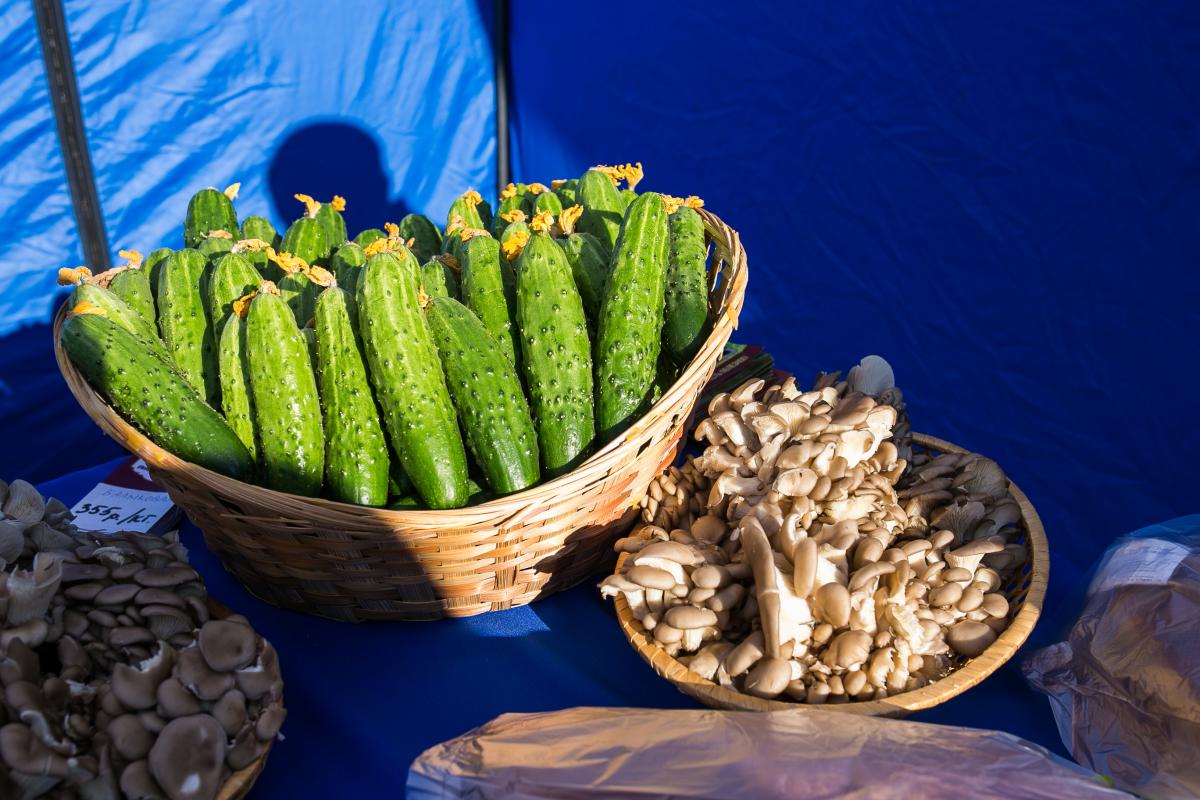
top-left (1025, 515), bottom-right (1200, 800)
top-left (408, 706), bottom-right (1125, 799)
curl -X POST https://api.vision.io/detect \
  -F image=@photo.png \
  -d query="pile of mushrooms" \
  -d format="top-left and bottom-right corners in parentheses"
top-left (0, 479), bottom-right (284, 800)
top-left (604, 356), bottom-right (1026, 703)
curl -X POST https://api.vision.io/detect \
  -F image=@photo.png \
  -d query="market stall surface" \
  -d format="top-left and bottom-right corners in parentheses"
top-left (41, 459), bottom-right (1067, 798)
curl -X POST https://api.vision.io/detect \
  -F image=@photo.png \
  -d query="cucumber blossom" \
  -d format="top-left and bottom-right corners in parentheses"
top-left (354, 228), bottom-right (386, 248)
top-left (446, 189), bottom-right (486, 232)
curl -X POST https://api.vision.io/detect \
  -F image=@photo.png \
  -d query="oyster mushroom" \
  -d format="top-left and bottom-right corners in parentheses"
top-left (148, 714), bottom-right (225, 800)
top-left (120, 759), bottom-right (166, 800)
top-left (174, 648), bottom-right (233, 703)
top-left (111, 644), bottom-right (176, 711)
top-left (197, 620), bottom-right (257, 673)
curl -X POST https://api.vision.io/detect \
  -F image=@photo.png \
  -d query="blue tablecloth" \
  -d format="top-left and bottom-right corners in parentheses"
top-left (39, 459), bottom-right (1068, 798)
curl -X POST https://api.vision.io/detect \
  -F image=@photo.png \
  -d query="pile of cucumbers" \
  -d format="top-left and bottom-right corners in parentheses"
top-left (59, 166), bottom-right (714, 509)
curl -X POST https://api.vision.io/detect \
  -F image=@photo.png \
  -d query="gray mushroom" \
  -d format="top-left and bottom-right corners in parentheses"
top-left (155, 679), bottom-right (202, 720)
top-left (197, 620), bottom-right (257, 673)
top-left (210, 690), bottom-right (247, 737)
top-left (174, 648), bottom-right (233, 703)
top-left (148, 714), bottom-right (226, 800)
top-left (108, 714), bottom-right (154, 761)
top-left (120, 759), bottom-right (167, 800)
top-left (233, 641), bottom-right (281, 702)
top-left (111, 644), bottom-right (176, 711)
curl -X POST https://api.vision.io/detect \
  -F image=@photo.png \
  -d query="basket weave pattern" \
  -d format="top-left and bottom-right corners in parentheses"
top-left (55, 211), bottom-right (747, 621)
top-left (615, 433), bottom-right (1048, 716)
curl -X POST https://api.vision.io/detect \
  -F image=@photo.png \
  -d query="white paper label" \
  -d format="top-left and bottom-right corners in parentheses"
top-left (1090, 537), bottom-right (1190, 596)
top-left (70, 458), bottom-right (176, 534)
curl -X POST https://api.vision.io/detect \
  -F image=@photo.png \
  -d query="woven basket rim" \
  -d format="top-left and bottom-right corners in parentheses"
top-left (53, 209), bottom-right (748, 523)
top-left (613, 431), bottom-right (1049, 716)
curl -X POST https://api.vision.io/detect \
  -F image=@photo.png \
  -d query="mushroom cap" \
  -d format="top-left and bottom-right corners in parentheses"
top-left (108, 714), bottom-right (154, 761)
top-left (946, 621), bottom-right (997, 657)
top-left (663, 606), bottom-right (718, 630)
top-left (211, 689), bottom-right (247, 737)
top-left (120, 759), bottom-right (166, 800)
top-left (111, 644), bottom-right (176, 711)
top-left (156, 678), bottom-right (203, 720)
top-left (233, 641), bottom-right (281, 702)
top-left (743, 657), bottom-right (791, 698)
top-left (633, 541), bottom-right (702, 567)
top-left (174, 647), bottom-right (234, 702)
top-left (197, 620), bottom-right (258, 673)
top-left (812, 583), bottom-right (851, 628)
top-left (254, 703), bottom-right (286, 741)
top-left (93, 583), bottom-right (141, 607)
top-left (625, 565), bottom-right (677, 591)
top-left (148, 714), bottom-right (225, 800)
top-left (134, 588), bottom-right (187, 610)
top-left (133, 567), bottom-right (199, 589)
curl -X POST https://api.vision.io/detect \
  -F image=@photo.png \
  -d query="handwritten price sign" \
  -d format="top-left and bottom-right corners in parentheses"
top-left (70, 458), bottom-right (177, 535)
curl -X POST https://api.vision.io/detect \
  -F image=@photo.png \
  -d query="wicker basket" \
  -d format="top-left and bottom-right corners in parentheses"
top-left (614, 433), bottom-right (1048, 717)
top-left (54, 211), bottom-right (747, 621)
top-left (209, 600), bottom-right (273, 798)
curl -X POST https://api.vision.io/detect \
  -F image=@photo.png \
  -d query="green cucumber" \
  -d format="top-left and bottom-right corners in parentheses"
top-left (330, 243), bottom-right (366, 320)
top-left (425, 296), bottom-right (539, 493)
top-left (556, 232), bottom-right (609, 326)
top-left (620, 189), bottom-right (638, 208)
top-left (358, 250), bottom-right (468, 509)
top-left (240, 215), bottom-right (280, 247)
top-left (663, 205), bottom-right (711, 366)
top-left (107, 268), bottom-right (156, 330)
top-left (499, 220), bottom-right (530, 252)
top-left (397, 214), bottom-right (442, 264)
top-left (446, 193), bottom-right (486, 232)
top-left (63, 311), bottom-right (252, 479)
top-left (533, 191), bottom-right (563, 217)
top-left (156, 248), bottom-right (219, 404)
top-left (594, 192), bottom-right (670, 440)
top-left (420, 257), bottom-right (460, 300)
top-left (477, 199), bottom-right (494, 232)
top-left (281, 217), bottom-right (329, 265)
top-left (493, 187), bottom-right (528, 236)
top-left (460, 234), bottom-right (520, 369)
top-left (577, 169), bottom-right (624, 251)
top-left (198, 235), bottom-right (235, 260)
top-left (554, 179), bottom-right (578, 208)
top-left (301, 326), bottom-right (318, 373)
top-left (245, 288), bottom-right (324, 495)
top-left (514, 232), bottom-right (595, 475)
top-left (184, 187), bottom-right (238, 248)
top-left (354, 228), bottom-right (386, 248)
top-left (278, 270), bottom-right (318, 327)
top-left (314, 287), bottom-right (388, 505)
top-left (144, 248), bottom-right (173, 300)
top-left (316, 202), bottom-right (347, 248)
top-left (70, 282), bottom-right (161, 350)
top-left (217, 314), bottom-right (256, 460)
top-left (207, 253), bottom-right (261, 328)
top-left (651, 350), bottom-right (677, 404)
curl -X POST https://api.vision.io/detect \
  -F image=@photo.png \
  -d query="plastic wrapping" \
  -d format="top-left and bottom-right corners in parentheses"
top-left (1025, 515), bottom-right (1200, 800)
top-left (408, 706), bottom-right (1124, 799)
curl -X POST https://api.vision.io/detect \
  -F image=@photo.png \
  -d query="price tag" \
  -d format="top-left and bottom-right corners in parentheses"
top-left (70, 457), bottom-right (178, 535)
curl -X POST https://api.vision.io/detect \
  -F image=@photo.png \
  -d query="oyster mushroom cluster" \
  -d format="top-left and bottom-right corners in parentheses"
top-left (0, 479), bottom-right (284, 800)
top-left (603, 356), bottom-right (1026, 704)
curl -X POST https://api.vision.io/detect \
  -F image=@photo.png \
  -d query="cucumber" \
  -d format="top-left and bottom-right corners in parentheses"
top-left (107, 267), bottom-right (156, 330)
top-left (420, 256), bottom-right (460, 300)
top-left (553, 179), bottom-right (578, 208)
top-left (245, 287), bottom-right (324, 495)
top-left (330, 243), bottom-right (366, 321)
top-left (477, 199), bottom-right (494, 232)
top-left (217, 314), bottom-right (256, 460)
top-left (594, 192), bottom-right (670, 441)
top-left (397, 214), bottom-right (442, 264)
top-left (556, 232), bottom-right (609, 326)
top-left (425, 296), bottom-right (539, 494)
top-left (664, 205), bottom-right (711, 366)
top-left (281, 217), bottom-right (330, 266)
top-left (316, 199), bottom-right (347, 248)
top-left (651, 350), bottom-right (678, 404)
top-left (156, 248), bottom-right (219, 404)
top-left (198, 235), bottom-right (235, 260)
top-left (207, 253), bottom-right (261, 329)
top-left (278, 268), bottom-right (325, 327)
top-left (493, 185), bottom-right (528, 236)
top-left (354, 228), bottom-right (386, 248)
top-left (533, 191), bottom-right (563, 217)
top-left (514, 232), bottom-right (595, 475)
top-left (62, 311), bottom-right (252, 479)
top-left (144, 248), bottom-right (173, 300)
top-left (301, 325), bottom-right (318, 373)
top-left (620, 189), bottom-right (638, 208)
top-left (499, 220), bottom-right (531, 255)
top-left (460, 234), bottom-right (520, 369)
top-left (358, 250), bottom-right (468, 509)
top-left (388, 458), bottom-right (413, 499)
top-left (577, 169), bottom-right (625, 251)
top-left (313, 289), bottom-right (388, 505)
top-left (446, 190), bottom-right (486, 232)
top-left (70, 282), bottom-right (161, 351)
top-left (184, 187), bottom-right (238, 248)
top-left (240, 215), bottom-right (280, 247)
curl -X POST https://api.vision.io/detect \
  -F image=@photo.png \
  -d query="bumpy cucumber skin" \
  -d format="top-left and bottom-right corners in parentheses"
top-left (278, 272), bottom-right (318, 327)
top-left (282, 217), bottom-right (330, 265)
top-left (240, 215), bottom-right (280, 247)
top-left (577, 169), bottom-right (624, 251)
top-left (554, 179), bottom-right (578, 208)
top-left (533, 191), bottom-right (563, 217)
top-left (398, 214), bottom-right (442, 264)
top-left (73, 282), bottom-right (159, 348)
top-left (594, 192), bottom-right (670, 441)
top-left (245, 290), bottom-right (324, 495)
top-left (664, 205), bottom-right (711, 366)
top-left (300, 326), bottom-right (318, 373)
top-left (460, 235), bottom-right (520, 370)
top-left (108, 268), bottom-right (156, 329)
top-left (446, 197), bottom-right (485, 232)
top-left (316, 203), bottom-right (347, 248)
top-left (358, 250), bottom-right (468, 509)
top-left (492, 194), bottom-right (526, 236)
top-left (425, 296), bottom-right (539, 493)
top-left (198, 236), bottom-right (234, 260)
top-left (207, 253), bottom-right (262, 329)
top-left (217, 314), bottom-right (257, 460)
top-left (420, 259), bottom-right (460, 300)
top-left (556, 232), bottom-right (609, 326)
top-left (184, 188), bottom-right (238, 248)
top-left (353, 228), bottom-right (386, 247)
top-left (63, 313), bottom-right (252, 479)
top-left (330, 243), bottom-right (366, 324)
top-left (156, 248), bottom-right (219, 405)
top-left (314, 287), bottom-right (389, 505)
top-left (620, 189), bottom-right (637, 208)
top-left (515, 233), bottom-right (595, 475)
top-left (144, 248), bottom-right (173, 300)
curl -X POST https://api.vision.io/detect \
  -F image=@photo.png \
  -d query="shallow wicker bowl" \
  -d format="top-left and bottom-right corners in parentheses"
top-left (55, 211), bottom-right (747, 621)
top-left (614, 433), bottom-right (1048, 717)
